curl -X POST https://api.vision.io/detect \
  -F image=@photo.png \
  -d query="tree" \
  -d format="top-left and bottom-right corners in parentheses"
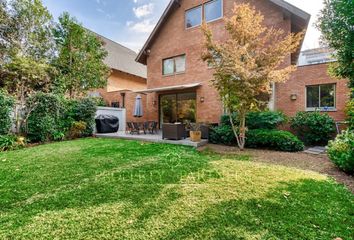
top-left (53, 12), bottom-right (110, 98)
top-left (201, 4), bottom-right (303, 150)
top-left (0, 0), bottom-right (55, 133)
top-left (317, 0), bottom-right (354, 97)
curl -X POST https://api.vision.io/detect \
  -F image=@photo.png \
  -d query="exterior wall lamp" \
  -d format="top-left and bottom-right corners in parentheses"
top-left (290, 94), bottom-right (297, 101)
top-left (200, 97), bottom-right (205, 103)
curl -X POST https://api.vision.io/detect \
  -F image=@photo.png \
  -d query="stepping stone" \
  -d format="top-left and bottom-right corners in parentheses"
top-left (304, 147), bottom-right (327, 155)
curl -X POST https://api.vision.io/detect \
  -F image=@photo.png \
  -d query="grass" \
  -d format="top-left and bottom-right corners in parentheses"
top-left (0, 138), bottom-right (353, 239)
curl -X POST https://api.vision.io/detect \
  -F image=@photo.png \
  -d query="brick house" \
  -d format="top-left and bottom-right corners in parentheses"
top-left (90, 34), bottom-right (149, 122)
top-left (133, 0), bottom-right (350, 126)
top-left (276, 47), bottom-right (350, 121)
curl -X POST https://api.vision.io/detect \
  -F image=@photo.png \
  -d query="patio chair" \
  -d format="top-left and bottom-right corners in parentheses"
top-left (127, 122), bottom-right (140, 135)
top-left (132, 122), bottom-right (142, 134)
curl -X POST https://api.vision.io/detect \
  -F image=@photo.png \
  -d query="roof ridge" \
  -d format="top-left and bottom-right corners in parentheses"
top-left (85, 27), bottom-right (138, 55)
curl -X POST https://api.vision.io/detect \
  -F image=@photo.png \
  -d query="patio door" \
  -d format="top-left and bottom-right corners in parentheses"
top-left (160, 92), bottom-right (196, 126)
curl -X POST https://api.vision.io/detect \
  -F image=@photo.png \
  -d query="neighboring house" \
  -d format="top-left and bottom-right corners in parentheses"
top-left (90, 33), bottom-right (148, 122)
top-left (276, 47), bottom-right (350, 121)
top-left (135, 0), bottom-right (312, 125)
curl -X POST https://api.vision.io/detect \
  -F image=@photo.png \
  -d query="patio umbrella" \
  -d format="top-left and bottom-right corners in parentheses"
top-left (133, 94), bottom-right (143, 118)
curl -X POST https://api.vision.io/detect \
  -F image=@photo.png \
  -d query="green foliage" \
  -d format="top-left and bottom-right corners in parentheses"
top-left (65, 98), bottom-right (97, 136)
top-left (209, 125), bottom-right (236, 145)
top-left (291, 112), bottom-right (335, 146)
top-left (0, 135), bottom-right (25, 152)
top-left (317, 0), bottom-right (354, 97)
top-left (26, 93), bottom-right (63, 142)
top-left (246, 129), bottom-right (304, 152)
top-left (68, 121), bottom-right (87, 139)
top-left (0, 90), bottom-right (14, 135)
top-left (246, 111), bottom-right (286, 130)
top-left (52, 12), bottom-right (110, 97)
top-left (345, 99), bottom-right (354, 130)
top-left (327, 130), bottom-right (354, 174)
top-left (1, 0), bottom-right (55, 98)
top-left (221, 111), bottom-right (286, 130)
top-left (91, 96), bottom-right (107, 107)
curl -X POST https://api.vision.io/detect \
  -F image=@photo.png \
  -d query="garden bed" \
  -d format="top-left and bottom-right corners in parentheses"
top-left (201, 144), bottom-right (354, 193)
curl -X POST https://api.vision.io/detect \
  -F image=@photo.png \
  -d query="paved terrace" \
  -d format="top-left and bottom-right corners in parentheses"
top-left (95, 132), bottom-right (208, 148)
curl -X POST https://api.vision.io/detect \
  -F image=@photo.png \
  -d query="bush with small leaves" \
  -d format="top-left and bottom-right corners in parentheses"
top-left (327, 130), bottom-right (354, 174)
top-left (246, 129), bottom-right (304, 152)
top-left (0, 90), bottom-right (15, 135)
top-left (291, 112), bottom-right (335, 146)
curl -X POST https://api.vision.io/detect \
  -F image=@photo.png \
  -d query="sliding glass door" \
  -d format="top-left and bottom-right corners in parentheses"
top-left (160, 92), bottom-right (196, 125)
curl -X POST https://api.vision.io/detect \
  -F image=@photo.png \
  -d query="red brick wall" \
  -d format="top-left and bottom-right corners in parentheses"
top-left (98, 90), bottom-right (148, 123)
top-left (145, 0), bottom-right (292, 124)
top-left (275, 63), bottom-right (350, 121)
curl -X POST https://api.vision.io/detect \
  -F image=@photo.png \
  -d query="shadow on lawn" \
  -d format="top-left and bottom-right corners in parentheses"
top-left (163, 179), bottom-right (354, 240)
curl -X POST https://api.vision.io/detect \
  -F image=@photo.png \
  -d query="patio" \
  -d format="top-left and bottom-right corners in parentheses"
top-left (95, 131), bottom-right (208, 148)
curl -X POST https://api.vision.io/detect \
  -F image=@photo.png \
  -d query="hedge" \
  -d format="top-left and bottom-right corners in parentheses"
top-left (0, 90), bottom-right (15, 135)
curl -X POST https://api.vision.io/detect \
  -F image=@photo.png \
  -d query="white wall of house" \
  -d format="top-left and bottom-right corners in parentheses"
top-left (95, 107), bottom-right (126, 132)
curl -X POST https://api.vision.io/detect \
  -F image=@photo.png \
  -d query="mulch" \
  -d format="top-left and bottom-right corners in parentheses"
top-left (199, 144), bottom-right (354, 193)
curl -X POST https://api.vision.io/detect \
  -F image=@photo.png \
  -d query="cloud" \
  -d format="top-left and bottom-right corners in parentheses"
top-left (126, 19), bottom-right (155, 33)
top-left (133, 3), bottom-right (154, 18)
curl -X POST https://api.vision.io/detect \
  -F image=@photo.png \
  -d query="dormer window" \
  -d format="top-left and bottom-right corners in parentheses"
top-left (185, 0), bottom-right (223, 29)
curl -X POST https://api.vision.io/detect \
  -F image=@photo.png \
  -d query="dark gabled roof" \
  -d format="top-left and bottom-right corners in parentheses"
top-left (136, 0), bottom-right (311, 65)
top-left (93, 32), bottom-right (147, 79)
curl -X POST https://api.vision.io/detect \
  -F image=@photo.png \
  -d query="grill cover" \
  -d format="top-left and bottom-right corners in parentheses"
top-left (95, 115), bottom-right (119, 133)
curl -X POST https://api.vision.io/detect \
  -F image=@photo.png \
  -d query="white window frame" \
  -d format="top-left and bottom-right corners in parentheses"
top-left (204, 0), bottom-right (223, 23)
top-left (305, 84), bottom-right (337, 112)
top-left (185, 5), bottom-right (203, 29)
top-left (185, 0), bottom-right (223, 29)
top-left (162, 55), bottom-right (186, 76)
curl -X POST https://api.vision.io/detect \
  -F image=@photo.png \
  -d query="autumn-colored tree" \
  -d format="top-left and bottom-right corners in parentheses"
top-left (202, 4), bottom-right (303, 150)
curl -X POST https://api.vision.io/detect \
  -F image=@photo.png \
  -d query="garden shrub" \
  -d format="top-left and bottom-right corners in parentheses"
top-left (246, 111), bottom-right (286, 130)
top-left (0, 90), bottom-right (15, 135)
top-left (26, 93), bottom-right (64, 142)
top-left (209, 125), bottom-right (236, 145)
top-left (220, 111), bottom-right (286, 130)
top-left (345, 99), bottom-right (354, 130)
top-left (0, 135), bottom-right (25, 152)
top-left (246, 129), bottom-right (304, 152)
top-left (291, 111), bottom-right (335, 146)
top-left (327, 130), bottom-right (354, 174)
top-left (68, 121), bottom-right (87, 139)
top-left (65, 98), bottom-right (97, 137)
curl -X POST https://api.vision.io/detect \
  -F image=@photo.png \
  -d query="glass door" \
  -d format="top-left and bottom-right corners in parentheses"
top-left (160, 94), bottom-right (177, 124)
top-left (160, 92), bottom-right (196, 126)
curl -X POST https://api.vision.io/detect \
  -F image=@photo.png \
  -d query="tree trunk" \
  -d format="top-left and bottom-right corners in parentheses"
top-left (229, 111), bottom-right (246, 150)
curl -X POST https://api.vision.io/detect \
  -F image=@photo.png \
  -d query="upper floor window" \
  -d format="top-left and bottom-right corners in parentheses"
top-left (306, 84), bottom-right (336, 111)
top-left (185, 0), bottom-right (223, 29)
top-left (163, 55), bottom-right (186, 75)
top-left (204, 0), bottom-right (222, 22)
top-left (186, 6), bottom-right (202, 28)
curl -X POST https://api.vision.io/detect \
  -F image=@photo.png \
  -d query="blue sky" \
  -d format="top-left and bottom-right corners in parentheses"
top-left (42, 0), bottom-right (323, 52)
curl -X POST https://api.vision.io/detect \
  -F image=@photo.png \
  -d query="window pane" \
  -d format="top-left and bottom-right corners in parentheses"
top-left (320, 84), bottom-right (335, 108)
top-left (175, 55), bottom-right (186, 73)
top-left (186, 6), bottom-right (202, 28)
top-left (307, 86), bottom-right (319, 108)
top-left (205, 0), bottom-right (222, 22)
top-left (163, 58), bottom-right (174, 75)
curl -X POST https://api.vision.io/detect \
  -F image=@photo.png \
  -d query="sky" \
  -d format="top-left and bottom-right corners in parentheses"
top-left (42, 0), bottom-right (324, 53)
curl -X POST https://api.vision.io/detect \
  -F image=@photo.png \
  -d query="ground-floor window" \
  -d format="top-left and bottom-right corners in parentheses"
top-left (306, 83), bottom-right (336, 111)
top-left (160, 92), bottom-right (196, 125)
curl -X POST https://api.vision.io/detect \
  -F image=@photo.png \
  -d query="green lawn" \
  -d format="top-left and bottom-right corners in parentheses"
top-left (0, 138), bottom-right (353, 239)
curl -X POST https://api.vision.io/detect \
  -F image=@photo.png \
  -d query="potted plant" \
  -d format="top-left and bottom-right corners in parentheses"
top-left (190, 123), bottom-right (202, 142)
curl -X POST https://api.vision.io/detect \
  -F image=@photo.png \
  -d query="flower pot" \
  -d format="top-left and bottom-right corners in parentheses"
top-left (190, 131), bottom-right (202, 142)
